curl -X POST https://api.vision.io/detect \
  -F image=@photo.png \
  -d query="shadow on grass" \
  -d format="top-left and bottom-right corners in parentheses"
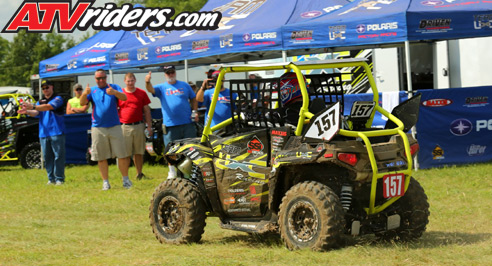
top-left (204, 233), bottom-right (283, 248)
top-left (203, 230), bottom-right (491, 250)
top-left (350, 231), bottom-right (492, 249)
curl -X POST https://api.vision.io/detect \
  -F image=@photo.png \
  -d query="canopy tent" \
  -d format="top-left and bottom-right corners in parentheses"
top-left (282, 0), bottom-right (492, 50)
top-left (109, 0), bottom-right (349, 69)
top-left (39, 30), bottom-right (126, 78)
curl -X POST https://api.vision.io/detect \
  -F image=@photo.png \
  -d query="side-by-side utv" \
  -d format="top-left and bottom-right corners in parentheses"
top-left (149, 59), bottom-right (429, 251)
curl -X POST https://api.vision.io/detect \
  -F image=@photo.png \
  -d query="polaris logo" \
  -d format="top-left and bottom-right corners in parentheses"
top-left (162, 44), bottom-right (182, 52)
top-left (84, 56), bottom-right (106, 64)
top-left (477, 119), bottom-right (492, 131)
top-left (450, 118), bottom-right (472, 136)
top-left (251, 32), bottom-right (276, 40)
top-left (421, 99), bottom-right (452, 107)
top-left (367, 22), bottom-right (398, 31)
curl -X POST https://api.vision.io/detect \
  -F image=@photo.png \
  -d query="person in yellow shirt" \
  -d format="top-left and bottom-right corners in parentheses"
top-left (66, 84), bottom-right (90, 114)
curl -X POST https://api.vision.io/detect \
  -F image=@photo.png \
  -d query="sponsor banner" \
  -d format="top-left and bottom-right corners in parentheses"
top-left (417, 86), bottom-right (492, 169)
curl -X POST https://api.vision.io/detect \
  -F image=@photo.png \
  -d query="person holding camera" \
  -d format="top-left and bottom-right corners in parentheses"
top-left (196, 70), bottom-right (237, 127)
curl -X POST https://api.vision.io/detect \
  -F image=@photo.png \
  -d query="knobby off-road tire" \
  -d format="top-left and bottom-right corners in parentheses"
top-left (19, 142), bottom-right (42, 169)
top-left (378, 178), bottom-right (430, 241)
top-left (279, 181), bottom-right (345, 251)
top-left (149, 178), bottom-right (206, 244)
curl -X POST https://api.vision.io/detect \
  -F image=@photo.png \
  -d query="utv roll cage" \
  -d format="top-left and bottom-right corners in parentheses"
top-left (200, 58), bottom-right (414, 215)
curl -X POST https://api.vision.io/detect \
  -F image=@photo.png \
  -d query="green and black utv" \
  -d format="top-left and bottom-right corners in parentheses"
top-left (149, 59), bottom-right (429, 251)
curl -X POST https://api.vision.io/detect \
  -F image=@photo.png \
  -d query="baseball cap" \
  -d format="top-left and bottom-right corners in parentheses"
top-left (161, 65), bottom-right (176, 73)
top-left (41, 80), bottom-right (53, 87)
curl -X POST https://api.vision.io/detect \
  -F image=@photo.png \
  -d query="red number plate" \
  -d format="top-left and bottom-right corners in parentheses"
top-left (383, 173), bottom-right (405, 198)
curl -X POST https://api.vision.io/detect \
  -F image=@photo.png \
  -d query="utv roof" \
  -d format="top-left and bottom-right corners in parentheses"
top-left (215, 58), bottom-right (368, 71)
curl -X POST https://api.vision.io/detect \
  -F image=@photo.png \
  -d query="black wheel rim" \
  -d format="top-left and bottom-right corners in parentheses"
top-left (287, 200), bottom-right (319, 243)
top-left (157, 196), bottom-right (183, 235)
top-left (26, 149), bottom-right (41, 169)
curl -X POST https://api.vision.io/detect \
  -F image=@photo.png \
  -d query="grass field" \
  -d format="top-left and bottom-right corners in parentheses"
top-left (1, 163), bottom-right (491, 265)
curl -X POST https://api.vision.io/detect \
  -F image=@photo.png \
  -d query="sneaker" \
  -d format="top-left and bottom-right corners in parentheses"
top-left (47, 181), bottom-right (55, 185)
top-left (102, 182), bottom-right (111, 191)
top-left (136, 173), bottom-right (146, 180)
top-left (123, 178), bottom-right (133, 189)
top-left (55, 181), bottom-right (64, 186)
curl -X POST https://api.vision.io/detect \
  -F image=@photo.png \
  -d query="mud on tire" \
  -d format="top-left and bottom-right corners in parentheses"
top-left (378, 178), bottom-right (430, 241)
top-left (149, 178), bottom-right (206, 244)
top-left (19, 142), bottom-right (42, 169)
top-left (279, 181), bottom-right (345, 251)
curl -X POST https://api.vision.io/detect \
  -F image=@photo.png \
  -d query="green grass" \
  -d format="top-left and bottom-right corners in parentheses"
top-left (1, 163), bottom-right (491, 265)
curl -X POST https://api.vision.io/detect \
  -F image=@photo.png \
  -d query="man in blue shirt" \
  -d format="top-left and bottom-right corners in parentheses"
top-left (196, 70), bottom-right (237, 128)
top-left (145, 65), bottom-right (198, 179)
top-left (18, 80), bottom-right (65, 185)
top-left (80, 69), bottom-right (131, 191)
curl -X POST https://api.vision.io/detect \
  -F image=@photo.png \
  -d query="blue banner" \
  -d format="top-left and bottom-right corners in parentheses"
top-left (417, 86), bottom-right (492, 169)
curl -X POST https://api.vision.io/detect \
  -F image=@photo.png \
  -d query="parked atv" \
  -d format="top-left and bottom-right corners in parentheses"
top-left (149, 59), bottom-right (429, 251)
top-left (0, 93), bottom-right (41, 169)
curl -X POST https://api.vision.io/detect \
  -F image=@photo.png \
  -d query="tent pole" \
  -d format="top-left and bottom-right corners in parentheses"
top-left (405, 41), bottom-right (419, 170)
top-left (109, 70), bottom-right (114, 84)
top-left (404, 41), bottom-right (413, 96)
top-left (282, 50), bottom-right (287, 62)
top-left (184, 59), bottom-right (189, 82)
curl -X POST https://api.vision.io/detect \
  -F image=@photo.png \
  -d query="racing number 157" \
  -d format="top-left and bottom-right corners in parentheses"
top-left (315, 109), bottom-right (336, 136)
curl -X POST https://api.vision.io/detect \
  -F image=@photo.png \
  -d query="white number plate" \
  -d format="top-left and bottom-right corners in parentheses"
top-left (383, 173), bottom-right (405, 198)
top-left (304, 102), bottom-right (340, 141)
top-left (350, 101), bottom-right (375, 119)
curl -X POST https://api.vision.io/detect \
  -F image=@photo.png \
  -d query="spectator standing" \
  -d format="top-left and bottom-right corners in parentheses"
top-left (145, 65), bottom-right (198, 179)
top-left (80, 69), bottom-right (131, 190)
top-left (66, 83), bottom-right (90, 114)
top-left (118, 73), bottom-right (152, 180)
top-left (196, 70), bottom-right (237, 127)
top-left (18, 80), bottom-right (66, 185)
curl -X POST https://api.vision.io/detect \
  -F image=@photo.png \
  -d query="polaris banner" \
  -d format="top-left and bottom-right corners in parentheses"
top-left (417, 86), bottom-right (492, 169)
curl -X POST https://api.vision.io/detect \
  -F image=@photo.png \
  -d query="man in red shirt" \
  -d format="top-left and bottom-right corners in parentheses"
top-left (118, 73), bottom-right (152, 180)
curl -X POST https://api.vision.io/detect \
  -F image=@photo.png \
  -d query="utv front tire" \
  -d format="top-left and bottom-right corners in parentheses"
top-left (19, 142), bottom-right (42, 169)
top-left (378, 178), bottom-right (430, 241)
top-left (279, 181), bottom-right (345, 251)
top-left (149, 178), bottom-right (206, 244)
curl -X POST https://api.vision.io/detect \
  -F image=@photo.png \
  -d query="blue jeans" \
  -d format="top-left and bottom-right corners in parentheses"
top-left (164, 123), bottom-right (197, 147)
top-left (40, 134), bottom-right (66, 182)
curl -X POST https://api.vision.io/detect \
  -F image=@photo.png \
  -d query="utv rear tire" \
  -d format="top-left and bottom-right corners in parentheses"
top-left (279, 181), bottom-right (345, 251)
top-left (19, 142), bottom-right (42, 169)
top-left (378, 178), bottom-right (430, 241)
top-left (149, 178), bottom-right (206, 244)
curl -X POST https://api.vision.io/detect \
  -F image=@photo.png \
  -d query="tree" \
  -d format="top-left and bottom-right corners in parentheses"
top-left (0, 36), bottom-right (9, 66)
top-left (0, 31), bottom-right (75, 87)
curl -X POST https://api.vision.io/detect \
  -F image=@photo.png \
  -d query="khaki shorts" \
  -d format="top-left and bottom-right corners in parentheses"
top-left (121, 123), bottom-right (146, 155)
top-left (91, 125), bottom-right (130, 161)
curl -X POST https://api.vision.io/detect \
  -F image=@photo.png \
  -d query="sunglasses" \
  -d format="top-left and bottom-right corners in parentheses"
top-left (96, 77), bottom-right (107, 80)
top-left (75, 88), bottom-right (83, 91)
top-left (42, 86), bottom-right (50, 90)
top-left (165, 71), bottom-right (176, 75)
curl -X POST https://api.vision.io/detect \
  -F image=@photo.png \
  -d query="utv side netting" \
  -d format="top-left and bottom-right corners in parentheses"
top-left (227, 73), bottom-right (344, 134)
